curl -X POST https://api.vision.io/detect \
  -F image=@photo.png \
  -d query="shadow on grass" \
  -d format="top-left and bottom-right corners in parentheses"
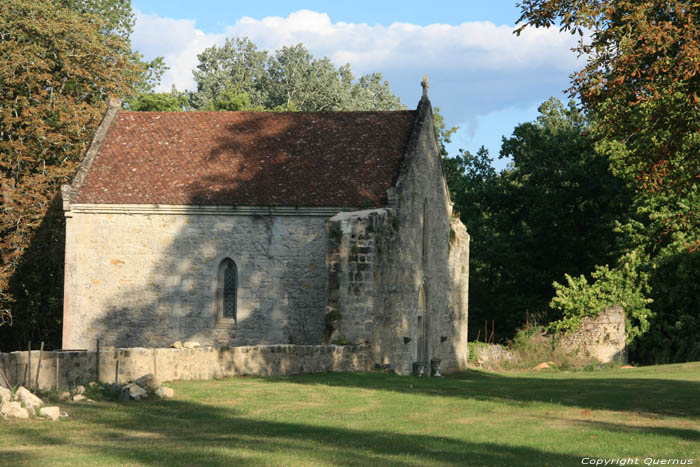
top-left (5, 398), bottom-right (583, 467)
top-left (275, 370), bottom-right (700, 419)
top-left (544, 417), bottom-right (700, 443)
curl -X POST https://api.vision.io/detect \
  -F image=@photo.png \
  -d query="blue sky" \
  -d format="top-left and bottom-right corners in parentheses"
top-left (131, 1), bottom-right (581, 168)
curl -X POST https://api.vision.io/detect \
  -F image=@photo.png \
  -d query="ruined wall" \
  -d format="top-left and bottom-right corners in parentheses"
top-left (325, 96), bottom-right (470, 375)
top-left (0, 345), bottom-right (371, 391)
top-left (63, 212), bottom-right (328, 349)
top-left (444, 217), bottom-right (470, 372)
top-left (325, 209), bottom-right (390, 345)
top-left (557, 306), bottom-right (627, 363)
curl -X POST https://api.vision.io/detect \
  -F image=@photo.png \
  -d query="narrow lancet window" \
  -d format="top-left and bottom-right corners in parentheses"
top-left (218, 258), bottom-right (237, 322)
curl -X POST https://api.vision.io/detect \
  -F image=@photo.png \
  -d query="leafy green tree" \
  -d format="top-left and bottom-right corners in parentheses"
top-left (517, 0), bottom-right (700, 362)
top-left (0, 0), bottom-right (144, 347)
top-left (446, 99), bottom-right (630, 341)
top-left (128, 86), bottom-right (191, 111)
top-left (191, 38), bottom-right (403, 111)
top-left (192, 37), bottom-right (269, 110)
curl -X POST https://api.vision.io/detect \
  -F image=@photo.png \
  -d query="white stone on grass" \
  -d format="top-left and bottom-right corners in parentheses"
top-left (155, 387), bottom-right (174, 399)
top-left (16, 386), bottom-right (43, 411)
top-left (2, 401), bottom-right (29, 419)
top-left (39, 406), bottom-right (60, 421)
top-left (0, 386), bottom-right (11, 403)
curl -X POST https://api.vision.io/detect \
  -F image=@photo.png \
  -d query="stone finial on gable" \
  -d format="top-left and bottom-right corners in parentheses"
top-left (421, 75), bottom-right (429, 97)
top-left (108, 96), bottom-right (122, 109)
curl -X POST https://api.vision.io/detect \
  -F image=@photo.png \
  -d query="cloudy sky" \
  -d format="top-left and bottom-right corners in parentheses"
top-left (131, 1), bottom-right (582, 167)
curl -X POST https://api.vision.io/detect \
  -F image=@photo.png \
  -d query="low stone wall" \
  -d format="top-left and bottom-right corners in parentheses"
top-left (469, 344), bottom-right (518, 368)
top-left (0, 344), bottom-right (371, 391)
top-left (557, 306), bottom-right (626, 363)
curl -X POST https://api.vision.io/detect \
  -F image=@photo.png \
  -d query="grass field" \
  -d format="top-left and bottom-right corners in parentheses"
top-left (1, 362), bottom-right (699, 466)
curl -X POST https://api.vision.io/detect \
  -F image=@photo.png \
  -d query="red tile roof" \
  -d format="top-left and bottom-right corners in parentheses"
top-left (74, 110), bottom-right (416, 207)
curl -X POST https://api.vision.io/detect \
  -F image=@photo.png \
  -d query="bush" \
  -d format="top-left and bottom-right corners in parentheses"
top-left (548, 251), bottom-right (653, 344)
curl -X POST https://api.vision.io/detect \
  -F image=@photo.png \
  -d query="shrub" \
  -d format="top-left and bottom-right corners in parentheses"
top-left (548, 251), bottom-right (653, 344)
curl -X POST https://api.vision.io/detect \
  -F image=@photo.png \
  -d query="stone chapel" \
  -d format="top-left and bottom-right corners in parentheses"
top-left (61, 84), bottom-right (470, 375)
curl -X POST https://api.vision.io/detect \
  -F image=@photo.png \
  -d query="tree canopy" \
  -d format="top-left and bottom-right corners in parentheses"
top-left (445, 99), bottom-right (630, 340)
top-left (0, 0), bottom-right (155, 348)
top-left (188, 38), bottom-right (404, 112)
top-left (514, 0), bottom-right (700, 362)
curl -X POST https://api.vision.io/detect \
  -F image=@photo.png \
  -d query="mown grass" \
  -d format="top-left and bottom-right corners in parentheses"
top-left (1, 362), bottom-right (699, 466)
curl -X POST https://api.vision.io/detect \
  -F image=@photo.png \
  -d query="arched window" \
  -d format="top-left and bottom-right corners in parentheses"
top-left (218, 258), bottom-right (237, 322)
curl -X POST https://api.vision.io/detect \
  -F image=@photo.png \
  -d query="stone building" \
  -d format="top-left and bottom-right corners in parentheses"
top-left (61, 84), bottom-right (470, 375)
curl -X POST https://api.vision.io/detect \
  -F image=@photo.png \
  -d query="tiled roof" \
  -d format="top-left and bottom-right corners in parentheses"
top-left (74, 110), bottom-right (416, 207)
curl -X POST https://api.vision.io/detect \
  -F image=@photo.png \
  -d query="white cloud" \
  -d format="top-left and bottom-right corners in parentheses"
top-left (132, 9), bottom-right (582, 149)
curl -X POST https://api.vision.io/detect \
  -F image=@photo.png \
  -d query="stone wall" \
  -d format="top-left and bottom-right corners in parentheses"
top-left (325, 96), bottom-right (470, 375)
top-left (0, 344), bottom-right (371, 391)
top-left (63, 212), bottom-right (329, 349)
top-left (325, 209), bottom-right (390, 345)
top-left (445, 217), bottom-right (470, 371)
top-left (557, 306), bottom-right (627, 363)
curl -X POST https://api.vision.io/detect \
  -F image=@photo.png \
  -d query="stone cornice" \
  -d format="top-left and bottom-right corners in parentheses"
top-left (66, 204), bottom-right (360, 217)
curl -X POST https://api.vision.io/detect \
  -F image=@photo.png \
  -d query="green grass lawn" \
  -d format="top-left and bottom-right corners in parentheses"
top-left (1, 362), bottom-right (699, 466)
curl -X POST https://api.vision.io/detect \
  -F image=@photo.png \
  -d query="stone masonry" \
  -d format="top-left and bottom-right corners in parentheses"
top-left (0, 345), bottom-right (371, 391)
top-left (63, 212), bottom-right (328, 349)
top-left (557, 306), bottom-right (627, 363)
top-left (60, 87), bottom-right (471, 375)
top-left (325, 94), bottom-right (470, 375)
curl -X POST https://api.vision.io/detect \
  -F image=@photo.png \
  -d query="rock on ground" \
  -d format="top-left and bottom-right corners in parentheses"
top-left (0, 386), bottom-right (11, 403)
top-left (16, 386), bottom-right (43, 411)
top-left (39, 406), bottom-right (60, 421)
top-left (121, 383), bottom-right (148, 401)
top-left (155, 387), bottom-right (174, 399)
top-left (2, 401), bottom-right (29, 419)
top-left (135, 373), bottom-right (156, 391)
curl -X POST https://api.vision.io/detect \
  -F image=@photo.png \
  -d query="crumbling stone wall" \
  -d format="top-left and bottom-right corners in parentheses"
top-left (325, 209), bottom-right (390, 345)
top-left (63, 213), bottom-right (328, 349)
top-left (0, 344), bottom-right (371, 391)
top-left (444, 217), bottom-right (470, 371)
top-left (557, 306), bottom-right (627, 363)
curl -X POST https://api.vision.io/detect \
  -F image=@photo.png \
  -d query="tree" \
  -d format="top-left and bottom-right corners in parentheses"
top-left (0, 0), bottom-right (143, 347)
top-left (192, 37), bottom-right (269, 110)
top-left (445, 99), bottom-right (630, 340)
top-left (57, 0), bottom-right (166, 95)
top-left (191, 39), bottom-right (404, 111)
top-left (128, 86), bottom-right (191, 111)
top-left (517, 0), bottom-right (700, 362)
